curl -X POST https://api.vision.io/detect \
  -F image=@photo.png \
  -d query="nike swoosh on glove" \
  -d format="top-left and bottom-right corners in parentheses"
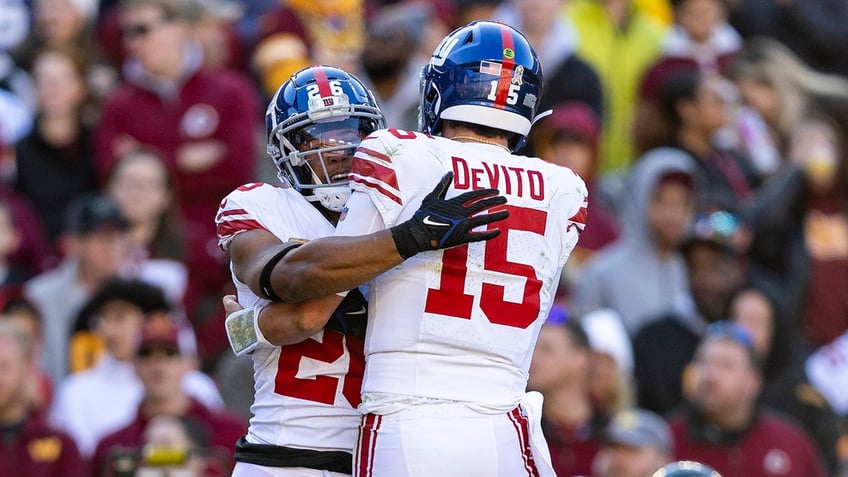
top-left (391, 171), bottom-right (510, 259)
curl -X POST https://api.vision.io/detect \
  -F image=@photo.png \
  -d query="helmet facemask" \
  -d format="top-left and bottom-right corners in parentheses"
top-left (267, 87), bottom-right (384, 212)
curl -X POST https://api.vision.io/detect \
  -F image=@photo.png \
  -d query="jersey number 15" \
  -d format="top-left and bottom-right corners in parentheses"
top-left (424, 204), bottom-right (546, 329)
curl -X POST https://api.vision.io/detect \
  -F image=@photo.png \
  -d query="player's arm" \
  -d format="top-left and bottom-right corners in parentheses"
top-left (222, 294), bottom-right (339, 347)
top-left (262, 172), bottom-right (510, 302)
top-left (228, 228), bottom-right (343, 344)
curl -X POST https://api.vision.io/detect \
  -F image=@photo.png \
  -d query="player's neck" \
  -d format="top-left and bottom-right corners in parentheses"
top-left (449, 135), bottom-right (511, 152)
top-left (443, 124), bottom-right (510, 152)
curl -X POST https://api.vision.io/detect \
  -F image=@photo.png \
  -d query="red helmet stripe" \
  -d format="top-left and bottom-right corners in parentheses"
top-left (312, 67), bottom-right (333, 98)
top-left (494, 26), bottom-right (516, 110)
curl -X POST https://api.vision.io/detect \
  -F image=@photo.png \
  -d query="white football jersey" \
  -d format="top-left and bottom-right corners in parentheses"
top-left (343, 129), bottom-right (588, 408)
top-left (216, 183), bottom-right (365, 452)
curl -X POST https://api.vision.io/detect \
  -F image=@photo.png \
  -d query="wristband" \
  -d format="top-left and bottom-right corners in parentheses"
top-left (225, 303), bottom-right (271, 356)
top-left (258, 242), bottom-right (303, 301)
top-left (390, 222), bottom-right (419, 259)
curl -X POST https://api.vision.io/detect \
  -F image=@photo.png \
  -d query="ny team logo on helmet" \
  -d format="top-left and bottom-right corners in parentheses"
top-left (419, 20), bottom-right (544, 151)
top-left (266, 65), bottom-right (385, 211)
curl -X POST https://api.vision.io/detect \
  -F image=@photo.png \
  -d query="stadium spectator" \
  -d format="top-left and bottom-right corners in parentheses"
top-left (633, 209), bottom-right (747, 415)
top-left (669, 321), bottom-right (828, 477)
top-left (105, 148), bottom-right (188, 305)
top-left (359, 2), bottom-right (441, 131)
top-left (573, 148), bottom-right (696, 335)
top-left (728, 283), bottom-right (841, 474)
top-left (728, 39), bottom-right (848, 338)
top-left (565, 0), bottom-right (668, 174)
top-left (529, 306), bottom-right (607, 477)
top-left (49, 278), bottom-right (223, 459)
top-left (94, 0), bottom-right (260, 360)
top-left (582, 308), bottom-right (636, 415)
top-left (527, 102), bottom-right (619, 303)
top-left (14, 46), bottom-right (100, 251)
top-left (591, 408), bottom-right (673, 477)
top-left (24, 193), bottom-right (131, 385)
top-left (640, 0), bottom-right (741, 101)
top-left (0, 291), bottom-right (51, 409)
top-left (90, 317), bottom-right (245, 477)
top-left (0, 321), bottom-right (87, 477)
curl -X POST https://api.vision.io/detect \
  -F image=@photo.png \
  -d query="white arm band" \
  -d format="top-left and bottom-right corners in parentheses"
top-left (225, 303), bottom-right (272, 356)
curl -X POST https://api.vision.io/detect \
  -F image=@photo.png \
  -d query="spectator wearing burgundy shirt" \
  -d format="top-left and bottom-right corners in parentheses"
top-left (669, 321), bottom-right (827, 477)
top-left (90, 316), bottom-right (245, 477)
top-left (0, 321), bottom-right (86, 477)
top-left (94, 0), bottom-right (260, 359)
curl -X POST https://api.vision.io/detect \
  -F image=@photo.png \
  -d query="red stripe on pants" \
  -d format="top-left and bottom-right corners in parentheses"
top-left (355, 414), bottom-right (382, 477)
top-left (508, 407), bottom-right (540, 477)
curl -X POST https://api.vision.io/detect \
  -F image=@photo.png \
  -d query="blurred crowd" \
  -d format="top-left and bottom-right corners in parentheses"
top-left (0, 0), bottom-right (847, 476)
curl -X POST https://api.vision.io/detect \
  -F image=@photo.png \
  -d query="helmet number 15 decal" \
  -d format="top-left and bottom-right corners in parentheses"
top-left (424, 204), bottom-right (547, 329)
top-left (487, 81), bottom-right (520, 105)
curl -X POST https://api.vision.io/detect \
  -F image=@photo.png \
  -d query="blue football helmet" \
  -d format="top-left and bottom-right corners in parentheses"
top-left (651, 461), bottom-right (722, 477)
top-left (419, 20), bottom-right (544, 151)
top-left (266, 66), bottom-right (386, 212)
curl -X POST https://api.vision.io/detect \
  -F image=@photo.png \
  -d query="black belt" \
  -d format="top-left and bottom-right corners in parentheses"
top-left (234, 436), bottom-right (352, 473)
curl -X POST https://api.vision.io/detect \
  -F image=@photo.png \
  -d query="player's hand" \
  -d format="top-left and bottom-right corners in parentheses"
top-left (391, 171), bottom-right (509, 259)
top-left (223, 295), bottom-right (243, 315)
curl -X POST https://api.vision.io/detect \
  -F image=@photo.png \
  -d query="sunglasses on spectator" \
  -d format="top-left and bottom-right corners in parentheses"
top-left (121, 16), bottom-right (173, 41)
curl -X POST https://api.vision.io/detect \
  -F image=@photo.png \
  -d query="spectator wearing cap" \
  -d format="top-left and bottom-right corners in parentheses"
top-left (47, 278), bottom-right (224, 459)
top-left (529, 305), bottom-right (608, 477)
top-left (25, 193), bottom-right (132, 385)
top-left (573, 148), bottom-right (696, 336)
top-left (669, 321), bottom-right (828, 477)
top-left (633, 211), bottom-right (747, 415)
top-left (592, 408), bottom-right (673, 477)
top-left (90, 317), bottom-right (245, 476)
top-left (0, 321), bottom-right (87, 477)
top-left (530, 102), bottom-right (620, 302)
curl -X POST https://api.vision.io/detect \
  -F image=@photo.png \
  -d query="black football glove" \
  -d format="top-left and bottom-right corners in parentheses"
top-left (391, 171), bottom-right (509, 259)
top-left (324, 288), bottom-right (368, 339)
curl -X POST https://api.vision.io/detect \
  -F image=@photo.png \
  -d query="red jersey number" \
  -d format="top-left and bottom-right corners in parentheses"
top-left (423, 204), bottom-right (547, 329)
top-left (274, 332), bottom-right (365, 407)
